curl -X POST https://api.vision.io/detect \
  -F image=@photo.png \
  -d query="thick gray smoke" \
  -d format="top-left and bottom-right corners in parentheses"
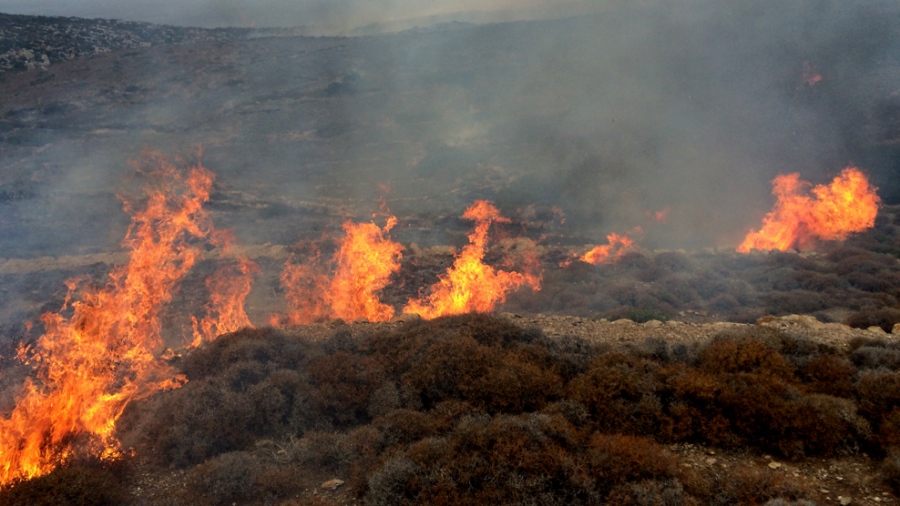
top-left (0, 0), bottom-right (898, 257)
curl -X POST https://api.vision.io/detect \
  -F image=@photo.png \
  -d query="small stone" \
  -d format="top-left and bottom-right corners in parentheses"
top-left (390, 313), bottom-right (422, 323)
top-left (705, 457), bottom-right (717, 465)
top-left (868, 325), bottom-right (887, 334)
top-left (893, 323), bottom-right (900, 335)
top-left (768, 461), bottom-right (782, 469)
top-left (613, 318), bottom-right (634, 324)
top-left (321, 479), bottom-right (344, 490)
top-left (643, 319), bottom-right (663, 328)
top-left (838, 497), bottom-right (852, 506)
top-left (820, 488), bottom-right (829, 494)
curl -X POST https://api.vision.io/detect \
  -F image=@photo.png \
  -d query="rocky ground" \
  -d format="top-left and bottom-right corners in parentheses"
top-left (0, 13), bottom-right (250, 74)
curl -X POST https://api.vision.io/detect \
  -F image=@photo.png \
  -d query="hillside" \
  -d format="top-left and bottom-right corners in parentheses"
top-left (1, 3), bottom-right (900, 504)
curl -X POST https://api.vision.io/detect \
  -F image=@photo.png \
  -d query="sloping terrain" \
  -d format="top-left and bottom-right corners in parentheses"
top-left (1, 4), bottom-right (900, 504)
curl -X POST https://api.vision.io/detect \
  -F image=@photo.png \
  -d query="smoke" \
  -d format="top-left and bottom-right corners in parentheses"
top-left (0, 0), bottom-right (898, 330)
top-left (0, 0), bottom-right (602, 30)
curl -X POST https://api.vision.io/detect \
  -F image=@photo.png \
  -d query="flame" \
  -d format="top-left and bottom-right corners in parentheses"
top-left (802, 60), bottom-right (823, 86)
top-left (328, 217), bottom-right (403, 322)
top-left (566, 232), bottom-right (636, 266)
top-left (647, 208), bottom-right (669, 223)
top-left (280, 216), bottom-right (403, 323)
top-left (0, 154), bottom-right (219, 483)
top-left (403, 200), bottom-right (541, 319)
top-left (0, 153), bottom-right (255, 485)
top-left (191, 253), bottom-right (259, 347)
top-left (738, 167), bottom-right (880, 253)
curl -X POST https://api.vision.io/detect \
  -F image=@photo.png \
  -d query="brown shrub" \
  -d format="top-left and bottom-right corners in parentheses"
top-left (801, 354), bottom-right (857, 397)
top-left (183, 451), bottom-right (263, 506)
top-left (180, 326), bottom-right (315, 381)
top-left (567, 354), bottom-right (668, 435)
top-left (385, 413), bottom-right (598, 505)
top-left (883, 448), bottom-right (900, 494)
top-left (0, 459), bottom-right (129, 506)
top-left (586, 433), bottom-right (677, 496)
top-left (403, 334), bottom-right (562, 413)
top-left (764, 290), bottom-right (828, 315)
top-left (121, 376), bottom-right (257, 467)
top-left (254, 465), bottom-right (305, 501)
top-left (704, 467), bottom-right (815, 505)
top-left (307, 351), bottom-right (385, 426)
top-left (374, 409), bottom-right (440, 447)
top-left (846, 307), bottom-right (900, 333)
top-left (605, 479), bottom-right (688, 506)
top-left (698, 337), bottom-right (795, 380)
top-left (857, 370), bottom-right (900, 423)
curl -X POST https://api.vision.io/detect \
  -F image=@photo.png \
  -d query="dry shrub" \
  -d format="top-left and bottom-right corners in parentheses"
top-left (857, 370), bottom-right (900, 424)
top-left (374, 413), bottom-right (597, 506)
top-left (653, 251), bottom-right (694, 273)
top-left (586, 433), bottom-right (677, 497)
top-left (292, 431), bottom-right (351, 472)
top-left (374, 409), bottom-right (440, 447)
top-left (122, 376), bottom-right (257, 467)
top-left (846, 307), bottom-right (900, 333)
top-left (883, 448), bottom-right (900, 494)
top-left (254, 465), bottom-right (305, 500)
top-left (567, 353), bottom-right (668, 435)
top-left (703, 467), bottom-right (815, 505)
top-left (404, 334), bottom-right (562, 412)
top-left (308, 351), bottom-right (385, 426)
top-left (183, 451), bottom-right (263, 506)
top-left (851, 344), bottom-right (900, 370)
top-left (0, 459), bottom-right (129, 506)
top-left (698, 337), bottom-right (795, 380)
top-left (764, 290), bottom-right (828, 315)
top-left (180, 326), bottom-right (315, 380)
top-left (605, 479), bottom-right (688, 506)
top-left (801, 354), bottom-right (857, 397)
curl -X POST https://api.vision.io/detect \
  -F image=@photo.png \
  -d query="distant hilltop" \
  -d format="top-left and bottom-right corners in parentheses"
top-left (0, 13), bottom-right (252, 75)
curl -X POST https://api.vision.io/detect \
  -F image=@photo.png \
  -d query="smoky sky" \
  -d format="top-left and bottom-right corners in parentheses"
top-left (0, 0), bottom-right (898, 261)
top-left (0, 0), bottom-right (600, 30)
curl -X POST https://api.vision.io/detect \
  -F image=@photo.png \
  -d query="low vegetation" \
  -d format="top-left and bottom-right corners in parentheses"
top-left (5, 314), bottom-right (900, 504)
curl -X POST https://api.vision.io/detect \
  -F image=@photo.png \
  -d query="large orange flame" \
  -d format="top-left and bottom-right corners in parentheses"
top-left (280, 216), bottom-right (403, 324)
top-left (0, 153), bottom-right (252, 485)
top-left (738, 167), bottom-right (880, 253)
top-left (403, 200), bottom-right (541, 319)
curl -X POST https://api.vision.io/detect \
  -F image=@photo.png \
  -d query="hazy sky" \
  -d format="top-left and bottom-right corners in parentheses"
top-left (0, 0), bottom-right (604, 29)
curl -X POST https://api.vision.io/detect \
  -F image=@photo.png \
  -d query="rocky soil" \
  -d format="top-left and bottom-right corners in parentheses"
top-left (0, 13), bottom-right (250, 74)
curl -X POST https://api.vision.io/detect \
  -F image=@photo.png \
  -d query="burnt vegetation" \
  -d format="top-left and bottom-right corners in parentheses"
top-left (6, 314), bottom-right (900, 504)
